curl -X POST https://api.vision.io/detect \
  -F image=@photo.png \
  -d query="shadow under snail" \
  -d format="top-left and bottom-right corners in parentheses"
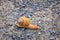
top-left (16, 16), bottom-right (40, 30)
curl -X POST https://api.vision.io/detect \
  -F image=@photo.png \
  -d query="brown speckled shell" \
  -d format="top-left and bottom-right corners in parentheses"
top-left (18, 16), bottom-right (30, 27)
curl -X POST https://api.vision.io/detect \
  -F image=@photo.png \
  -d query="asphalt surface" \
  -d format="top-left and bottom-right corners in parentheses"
top-left (0, 0), bottom-right (60, 40)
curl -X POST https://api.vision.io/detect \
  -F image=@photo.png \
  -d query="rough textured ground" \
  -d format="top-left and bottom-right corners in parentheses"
top-left (0, 0), bottom-right (60, 40)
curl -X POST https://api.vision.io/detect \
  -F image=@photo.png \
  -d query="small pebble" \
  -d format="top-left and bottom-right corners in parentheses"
top-left (50, 36), bottom-right (55, 40)
top-left (50, 32), bottom-right (56, 36)
top-left (38, 32), bottom-right (41, 35)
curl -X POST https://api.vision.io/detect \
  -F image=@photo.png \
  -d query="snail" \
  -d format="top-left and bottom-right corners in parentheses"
top-left (16, 16), bottom-right (39, 30)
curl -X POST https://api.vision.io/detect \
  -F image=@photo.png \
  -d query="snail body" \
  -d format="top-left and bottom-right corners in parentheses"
top-left (16, 16), bottom-right (39, 30)
top-left (27, 24), bottom-right (39, 30)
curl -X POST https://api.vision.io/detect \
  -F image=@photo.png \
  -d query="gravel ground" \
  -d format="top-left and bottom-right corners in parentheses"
top-left (0, 0), bottom-right (60, 40)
